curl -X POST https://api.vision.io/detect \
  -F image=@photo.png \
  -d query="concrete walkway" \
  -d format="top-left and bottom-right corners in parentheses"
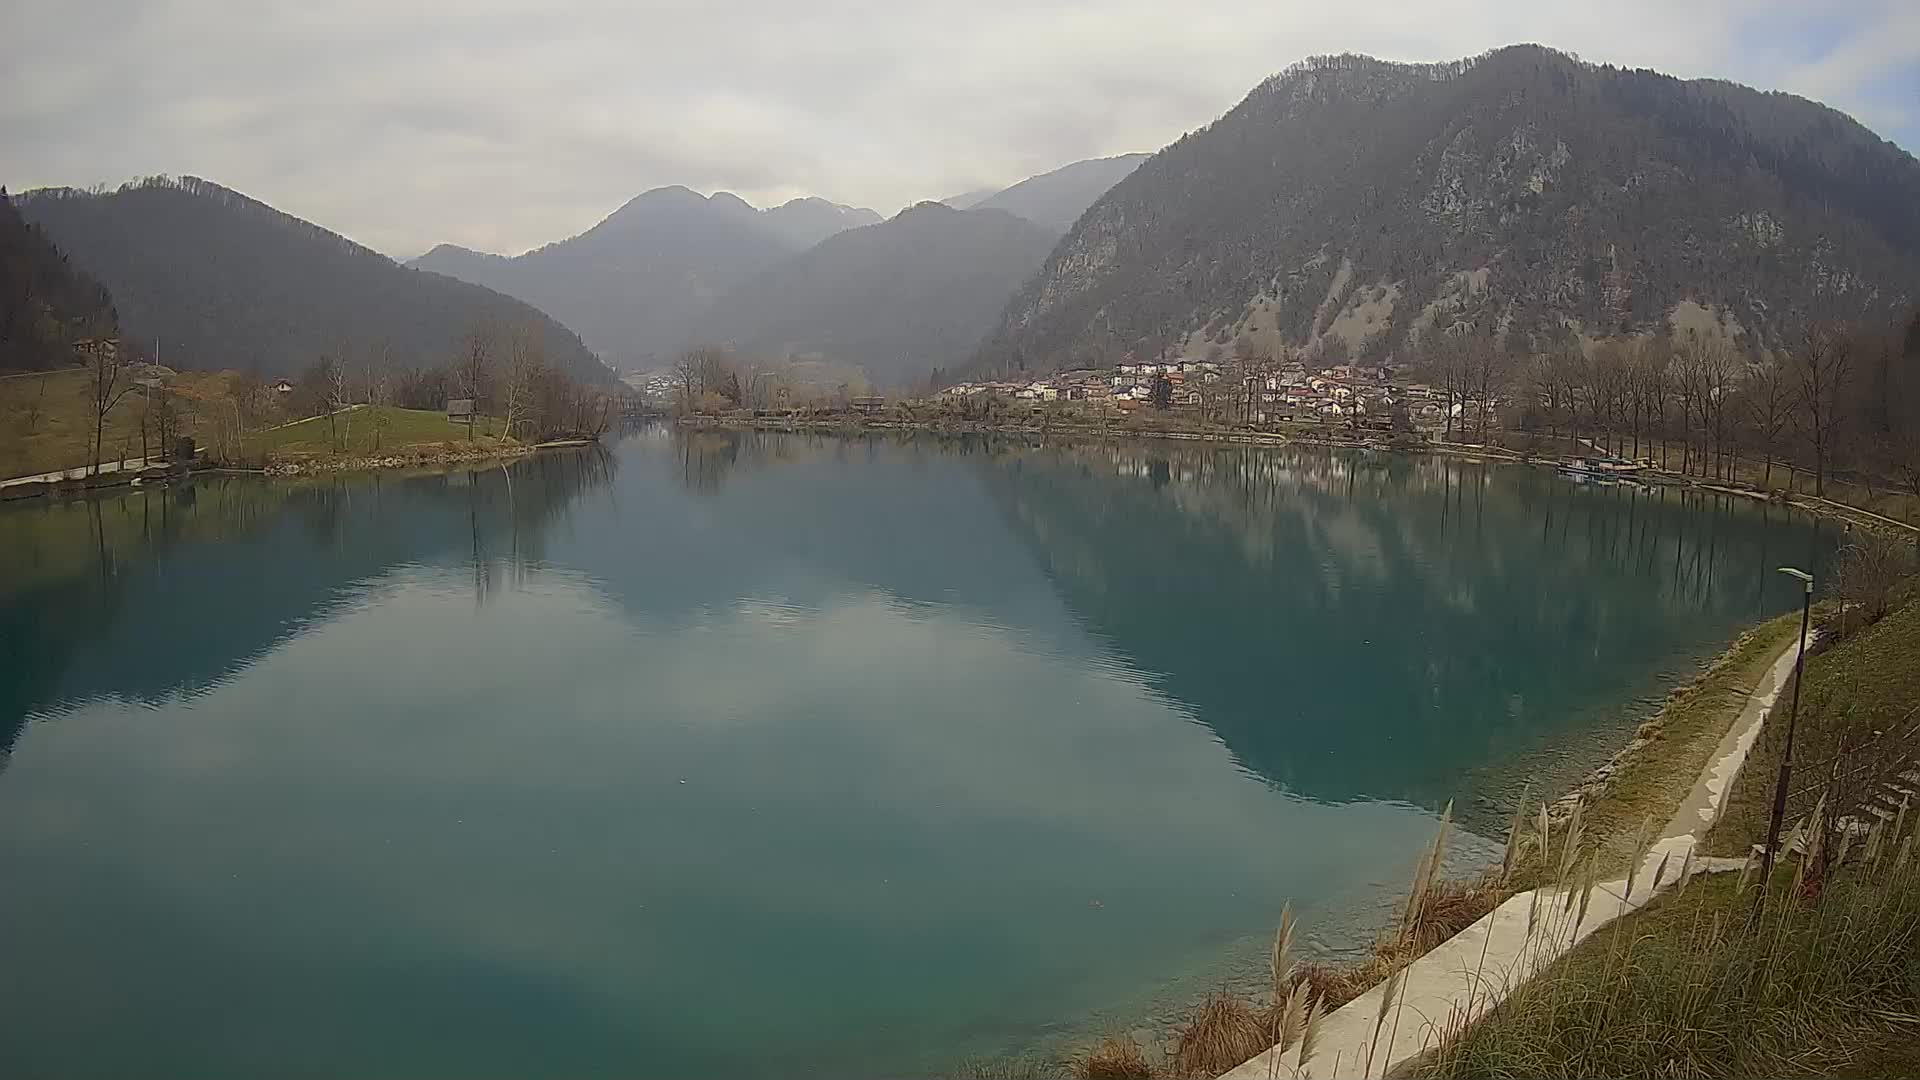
top-left (0, 456), bottom-right (166, 488)
top-left (0, 405), bottom-right (366, 489)
top-left (1219, 630), bottom-right (1810, 1079)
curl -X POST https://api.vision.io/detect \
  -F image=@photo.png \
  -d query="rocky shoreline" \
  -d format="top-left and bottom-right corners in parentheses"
top-left (260, 442), bottom-right (538, 476)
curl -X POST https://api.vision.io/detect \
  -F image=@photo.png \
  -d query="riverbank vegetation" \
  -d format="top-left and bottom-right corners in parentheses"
top-left (1707, 547), bottom-right (1920, 859)
top-left (0, 366), bottom-right (229, 477)
top-left (1423, 848), bottom-right (1920, 1079)
top-left (666, 304), bottom-right (1920, 538)
top-left (1, 319), bottom-right (618, 483)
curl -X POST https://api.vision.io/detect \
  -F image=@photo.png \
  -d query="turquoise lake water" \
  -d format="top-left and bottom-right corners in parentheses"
top-left (0, 428), bottom-right (1837, 1078)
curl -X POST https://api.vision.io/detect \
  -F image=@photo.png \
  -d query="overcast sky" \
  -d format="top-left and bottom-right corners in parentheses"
top-left (5, 1), bottom-right (1916, 259)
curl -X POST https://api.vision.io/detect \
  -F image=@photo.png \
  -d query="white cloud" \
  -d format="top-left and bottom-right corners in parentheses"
top-left (3, 0), bottom-right (1914, 257)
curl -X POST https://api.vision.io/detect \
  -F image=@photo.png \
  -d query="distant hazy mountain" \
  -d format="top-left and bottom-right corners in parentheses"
top-left (759, 197), bottom-right (883, 249)
top-left (692, 202), bottom-right (1058, 386)
top-left (1, 187), bottom-right (117, 371)
top-left (15, 177), bottom-right (607, 382)
top-left (414, 187), bottom-right (878, 366)
top-left (978, 47), bottom-right (1920, 374)
top-left (940, 187), bottom-right (997, 211)
top-left (967, 154), bottom-right (1151, 231)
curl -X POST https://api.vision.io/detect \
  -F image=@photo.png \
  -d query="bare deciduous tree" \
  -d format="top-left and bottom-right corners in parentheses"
top-left (1831, 532), bottom-right (1916, 631)
top-left (1742, 357), bottom-right (1794, 489)
top-left (673, 350), bottom-right (701, 413)
top-left (456, 326), bottom-right (496, 441)
top-left (365, 344), bottom-right (393, 451)
top-left (1793, 324), bottom-right (1854, 498)
top-left (83, 334), bottom-right (136, 476)
top-left (324, 351), bottom-right (354, 453)
top-left (500, 323), bottom-right (543, 441)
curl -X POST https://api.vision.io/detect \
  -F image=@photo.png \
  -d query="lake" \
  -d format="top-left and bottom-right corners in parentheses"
top-left (0, 428), bottom-right (1836, 1078)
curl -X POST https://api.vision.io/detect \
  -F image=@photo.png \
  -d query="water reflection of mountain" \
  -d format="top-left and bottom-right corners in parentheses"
top-left (975, 443), bottom-right (1836, 807)
top-left (546, 427), bottom-right (1065, 625)
top-left (0, 449), bottom-right (614, 741)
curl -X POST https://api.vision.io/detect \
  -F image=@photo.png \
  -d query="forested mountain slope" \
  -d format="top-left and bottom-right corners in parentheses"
top-left (975, 46), bottom-right (1920, 374)
top-left (0, 189), bottom-right (117, 371)
top-left (15, 178), bottom-right (606, 382)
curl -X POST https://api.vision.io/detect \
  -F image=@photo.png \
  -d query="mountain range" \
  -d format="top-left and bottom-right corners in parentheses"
top-left (689, 203), bottom-right (1059, 384)
top-left (976, 45), bottom-right (1920, 375)
top-left (942, 154), bottom-right (1149, 231)
top-left (413, 189), bottom-right (881, 367)
top-left (12, 46), bottom-right (1918, 393)
top-left (12, 177), bottom-right (608, 383)
top-left (411, 158), bottom-right (1142, 376)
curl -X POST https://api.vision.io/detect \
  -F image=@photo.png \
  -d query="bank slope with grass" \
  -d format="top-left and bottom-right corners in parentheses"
top-left (1420, 570), bottom-right (1920, 1079)
top-left (1707, 586), bottom-right (1920, 859)
top-left (1423, 801), bottom-right (1920, 1078)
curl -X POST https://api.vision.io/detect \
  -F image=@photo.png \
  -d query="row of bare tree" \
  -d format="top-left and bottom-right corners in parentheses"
top-left (670, 346), bottom-right (864, 413)
top-left (1419, 312), bottom-right (1920, 499)
top-left (68, 320), bottom-right (616, 473)
top-left (290, 321), bottom-right (612, 449)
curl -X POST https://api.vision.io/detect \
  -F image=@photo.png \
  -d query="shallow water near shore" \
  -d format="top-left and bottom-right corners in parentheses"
top-left (0, 427), bottom-right (1837, 1078)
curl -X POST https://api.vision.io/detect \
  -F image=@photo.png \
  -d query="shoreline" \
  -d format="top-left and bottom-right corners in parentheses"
top-left (680, 413), bottom-right (1913, 534)
top-left (1015, 607), bottom-right (1810, 1078)
top-left (0, 439), bottom-right (605, 502)
top-left (258, 441), bottom-right (539, 476)
top-left (1210, 619), bottom-right (1809, 1080)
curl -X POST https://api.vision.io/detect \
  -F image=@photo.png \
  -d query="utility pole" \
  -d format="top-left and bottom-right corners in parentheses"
top-left (1760, 566), bottom-right (1815, 887)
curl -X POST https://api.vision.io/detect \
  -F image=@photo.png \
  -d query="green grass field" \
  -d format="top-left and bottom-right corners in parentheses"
top-left (1706, 593), bottom-right (1920, 858)
top-left (242, 405), bottom-right (511, 458)
top-left (0, 370), bottom-right (522, 477)
top-left (0, 368), bottom-right (233, 478)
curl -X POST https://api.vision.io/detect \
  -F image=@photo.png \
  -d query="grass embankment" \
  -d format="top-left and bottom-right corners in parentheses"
top-left (240, 404), bottom-right (513, 462)
top-left (1556, 614), bottom-right (1802, 876)
top-left (1706, 595), bottom-right (1920, 859)
top-left (1424, 822), bottom-right (1920, 1078)
top-left (1419, 582), bottom-right (1920, 1078)
top-left (0, 368), bottom-right (233, 478)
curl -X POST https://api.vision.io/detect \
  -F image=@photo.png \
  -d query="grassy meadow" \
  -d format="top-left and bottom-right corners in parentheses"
top-left (0, 367), bottom-right (234, 478)
top-left (0, 368), bottom-right (523, 479)
top-left (240, 404), bottom-right (511, 460)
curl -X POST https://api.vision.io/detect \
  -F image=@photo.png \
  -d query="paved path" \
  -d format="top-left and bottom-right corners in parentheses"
top-left (0, 405), bottom-right (364, 490)
top-left (1219, 631), bottom-right (1810, 1079)
top-left (1, 456), bottom-right (166, 488)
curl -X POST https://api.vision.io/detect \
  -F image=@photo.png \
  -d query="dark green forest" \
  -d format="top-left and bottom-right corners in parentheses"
top-left (0, 189), bottom-right (117, 371)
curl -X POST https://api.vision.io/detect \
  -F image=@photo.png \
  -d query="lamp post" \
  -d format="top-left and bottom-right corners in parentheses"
top-left (1760, 566), bottom-right (1815, 886)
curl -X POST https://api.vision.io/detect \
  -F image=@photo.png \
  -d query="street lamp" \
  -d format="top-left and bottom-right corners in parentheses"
top-left (1760, 566), bottom-right (1815, 886)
